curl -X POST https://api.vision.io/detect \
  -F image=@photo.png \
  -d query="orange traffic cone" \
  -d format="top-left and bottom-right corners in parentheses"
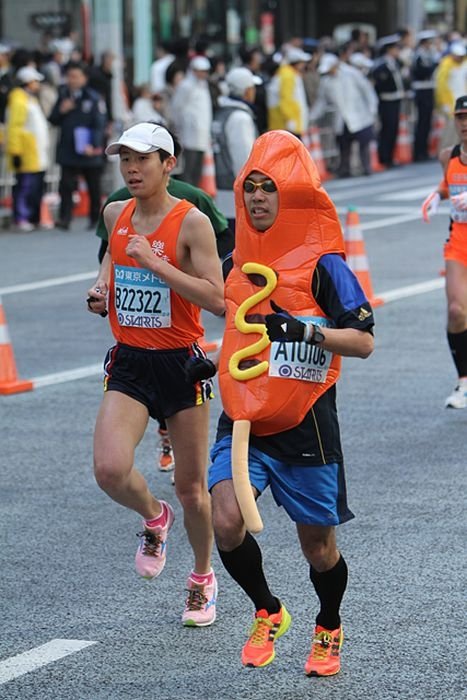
top-left (73, 178), bottom-right (90, 217)
top-left (428, 112), bottom-right (446, 159)
top-left (40, 194), bottom-right (55, 229)
top-left (307, 125), bottom-right (333, 181)
top-left (394, 113), bottom-right (412, 165)
top-left (369, 140), bottom-right (386, 172)
top-left (344, 207), bottom-right (383, 307)
top-left (0, 296), bottom-right (33, 394)
top-left (199, 149), bottom-right (217, 198)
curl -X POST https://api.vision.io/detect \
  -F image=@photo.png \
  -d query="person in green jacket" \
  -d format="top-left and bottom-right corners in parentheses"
top-left (95, 125), bottom-right (233, 475)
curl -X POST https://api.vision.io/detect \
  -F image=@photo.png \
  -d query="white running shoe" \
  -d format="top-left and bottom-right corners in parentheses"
top-left (445, 381), bottom-right (467, 409)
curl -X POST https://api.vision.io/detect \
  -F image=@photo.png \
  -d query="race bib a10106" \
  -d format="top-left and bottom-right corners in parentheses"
top-left (268, 317), bottom-right (333, 383)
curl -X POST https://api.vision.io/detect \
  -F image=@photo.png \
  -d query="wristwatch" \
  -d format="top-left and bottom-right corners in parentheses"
top-left (309, 323), bottom-right (325, 345)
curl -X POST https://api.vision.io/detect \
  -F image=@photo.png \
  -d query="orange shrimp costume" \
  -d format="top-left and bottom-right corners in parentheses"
top-left (218, 130), bottom-right (345, 532)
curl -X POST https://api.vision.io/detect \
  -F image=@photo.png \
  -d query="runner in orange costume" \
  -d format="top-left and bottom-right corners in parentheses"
top-left (209, 130), bottom-right (374, 675)
top-left (219, 131), bottom-right (345, 437)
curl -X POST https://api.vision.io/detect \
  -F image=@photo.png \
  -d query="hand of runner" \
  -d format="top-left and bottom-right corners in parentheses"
top-left (451, 192), bottom-right (467, 212)
top-left (264, 300), bottom-right (306, 342)
top-left (86, 282), bottom-right (108, 317)
top-left (126, 234), bottom-right (154, 267)
top-left (421, 191), bottom-right (440, 223)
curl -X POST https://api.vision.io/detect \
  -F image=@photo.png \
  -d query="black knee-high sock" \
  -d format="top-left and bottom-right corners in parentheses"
top-left (310, 554), bottom-right (348, 630)
top-left (447, 330), bottom-right (467, 378)
top-left (217, 532), bottom-right (280, 614)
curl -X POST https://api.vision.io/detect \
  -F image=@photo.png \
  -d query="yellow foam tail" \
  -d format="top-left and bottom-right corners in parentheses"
top-left (232, 419), bottom-right (263, 534)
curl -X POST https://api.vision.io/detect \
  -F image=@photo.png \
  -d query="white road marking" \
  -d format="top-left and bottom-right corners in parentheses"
top-left (359, 211), bottom-right (422, 230)
top-left (378, 186), bottom-right (438, 201)
top-left (32, 363), bottom-right (104, 387)
top-left (0, 639), bottom-right (97, 685)
top-left (0, 271), bottom-right (97, 296)
top-left (379, 277), bottom-right (445, 303)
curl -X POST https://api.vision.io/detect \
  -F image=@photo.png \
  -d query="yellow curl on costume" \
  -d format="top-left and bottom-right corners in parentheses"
top-left (228, 262), bottom-right (277, 381)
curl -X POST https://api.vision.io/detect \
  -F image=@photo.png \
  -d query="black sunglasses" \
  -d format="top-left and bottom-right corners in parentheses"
top-left (243, 179), bottom-right (277, 194)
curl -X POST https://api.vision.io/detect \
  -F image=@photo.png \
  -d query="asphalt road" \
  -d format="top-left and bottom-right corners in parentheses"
top-left (0, 161), bottom-right (466, 700)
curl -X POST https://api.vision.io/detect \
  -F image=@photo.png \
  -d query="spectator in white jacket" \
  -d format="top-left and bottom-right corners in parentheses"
top-left (310, 53), bottom-right (378, 176)
top-left (170, 55), bottom-right (213, 186)
top-left (211, 67), bottom-right (260, 228)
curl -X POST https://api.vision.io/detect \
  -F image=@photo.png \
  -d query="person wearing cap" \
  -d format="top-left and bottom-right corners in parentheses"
top-left (211, 66), bottom-right (260, 229)
top-left (5, 65), bottom-right (50, 232)
top-left (434, 41), bottom-right (467, 149)
top-left (411, 30), bottom-right (440, 161)
top-left (87, 121), bottom-right (224, 627)
top-left (310, 53), bottom-right (377, 177)
top-left (49, 61), bottom-right (107, 231)
top-left (421, 95), bottom-right (467, 408)
top-left (170, 55), bottom-right (213, 187)
top-left (370, 35), bottom-right (405, 167)
top-left (267, 47), bottom-right (311, 139)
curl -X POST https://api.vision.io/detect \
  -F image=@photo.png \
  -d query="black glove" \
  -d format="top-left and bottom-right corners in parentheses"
top-left (12, 155), bottom-right (21, 170)
top-left (184, 356), bottom-right (216, 384)
top-left (264, 300), bottom-right (306, 342)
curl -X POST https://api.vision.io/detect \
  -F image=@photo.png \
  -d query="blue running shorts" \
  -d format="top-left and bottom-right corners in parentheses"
top-left (208, 436), bottom-right (354, 526)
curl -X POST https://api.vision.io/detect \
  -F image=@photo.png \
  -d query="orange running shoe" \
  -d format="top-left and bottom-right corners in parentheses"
top-left (241, 605), bottom-right (291, 668)
top-left (157, 428), bottom-right (175, 472)
top-left (304, 625), bottom-right (343, 677)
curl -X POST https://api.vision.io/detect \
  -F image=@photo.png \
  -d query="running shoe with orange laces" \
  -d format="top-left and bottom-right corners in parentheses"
top-left (135, 501), bottom-right (175, 579)
top-left (304, 625), bottom-right (343, 676)
top-left (182, 572), bottom-right (218, 627)
top-left (157, 428), bottom-right (175, 472)
top-left (241, 605), bottom-right (291, 667)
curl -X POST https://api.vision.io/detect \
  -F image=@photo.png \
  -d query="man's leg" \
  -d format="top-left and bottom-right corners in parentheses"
top-left (94, 390), bottom-right (160, 516)
top-left (181, 149), bottom-right (204, 187)
top-left (167, 403), bottom-right (212, 573)
top-left (167, 403), bottom-right (218, 625)
top-left (297, 524), bottom-right (347, 676)
top-left (94, 390), bottom-right (173, 579)
top-left (82, 166), bottom-right (102, 226)
top-left (58, 166), bottom-right (76, 227)
top-left (212, 478), bottom-right (291, 666)
top-left (444, 259), bottom-right (467, 407)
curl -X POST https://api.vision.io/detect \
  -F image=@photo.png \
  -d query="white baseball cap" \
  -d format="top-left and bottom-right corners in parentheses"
top-left (349, 52), bottom-right (373, 70)
top-left (106, 122), bottom-right (175, 156)
top-left (318, 53), bottom-right (339, 74)
top-left (190, 55), bottom-right (211, 71)
top-left (226, 67), bottom-right (262, 96)
top-left (286, 47), bottom-right (312, 64)
top-left (16, 66), bottom-right (44, 84)
top-left (449, 41), bottom-right (466, 57)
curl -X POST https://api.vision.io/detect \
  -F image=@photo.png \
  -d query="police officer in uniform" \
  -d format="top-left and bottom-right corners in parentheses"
top-left (49, 61), bottom-right (107, 230)
top-left (411, 30), bottom-right (439, 161)
top-left (371, 35), bottom-right (405, 167)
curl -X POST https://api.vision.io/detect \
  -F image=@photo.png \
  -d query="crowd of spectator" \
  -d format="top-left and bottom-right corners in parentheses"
top-left (0, 26), bottom-right (466, 231)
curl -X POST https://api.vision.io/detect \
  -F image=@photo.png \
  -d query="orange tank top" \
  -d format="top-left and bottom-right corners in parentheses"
top-left (446, 145), bottom-right (467, 235)
top-left (108, 198), bottom-right (204, 349)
